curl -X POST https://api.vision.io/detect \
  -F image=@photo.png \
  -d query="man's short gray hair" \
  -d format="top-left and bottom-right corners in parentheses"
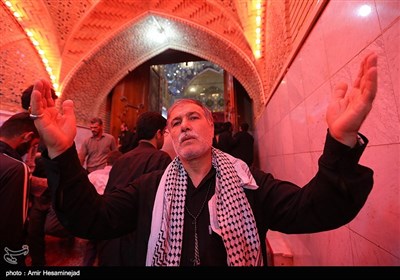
top-left (167, 99), bottom-right (214, 124)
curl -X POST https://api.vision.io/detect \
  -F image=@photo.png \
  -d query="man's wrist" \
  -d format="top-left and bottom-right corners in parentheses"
top-left (328, 130), bottom-right (358, 148)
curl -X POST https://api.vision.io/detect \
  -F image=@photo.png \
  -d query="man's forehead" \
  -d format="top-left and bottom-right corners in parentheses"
top-left (169, 103), bottom-right (203, 118)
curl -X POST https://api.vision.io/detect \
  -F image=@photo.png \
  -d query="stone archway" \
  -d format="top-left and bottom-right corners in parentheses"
top-left (60, 14), bottom-right (264, 125)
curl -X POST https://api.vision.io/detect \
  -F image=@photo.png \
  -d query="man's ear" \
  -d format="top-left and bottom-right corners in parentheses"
top-left (21, 131), bottom-right (34, 143)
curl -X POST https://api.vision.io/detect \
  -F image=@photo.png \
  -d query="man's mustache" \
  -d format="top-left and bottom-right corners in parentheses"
top-left (178, 132), bottom-right (198, 143)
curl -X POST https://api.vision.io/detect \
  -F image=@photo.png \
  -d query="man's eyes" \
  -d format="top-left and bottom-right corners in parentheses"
top-left (171, 115), bottom-right (199, 126)
top-left (171, 120), bottom-right (181, 127)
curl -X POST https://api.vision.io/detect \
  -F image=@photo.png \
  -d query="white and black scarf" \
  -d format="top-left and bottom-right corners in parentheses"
top-left (146, 148), bottom-right (263, 266)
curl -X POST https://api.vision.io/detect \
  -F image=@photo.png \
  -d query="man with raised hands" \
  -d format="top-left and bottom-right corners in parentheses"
top-left (30, 52), bottom-right (377, 266)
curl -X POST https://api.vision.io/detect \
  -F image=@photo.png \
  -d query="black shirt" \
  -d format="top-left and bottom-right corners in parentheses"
top-left (181, 169), bottom-right (227, 266)
top-left (44, 132), bottom-right (373, 266)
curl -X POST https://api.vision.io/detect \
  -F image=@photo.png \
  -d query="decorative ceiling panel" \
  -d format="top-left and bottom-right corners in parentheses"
top-left (43, 0), bottom-right (94, 49)
top-left (2, 0), bottom-right (257, 106)
top-left (60, 14), bottom-right (263, 124)
top-left (1, 0), bottom-right (326, 121)
top-left (0, 4), bottom-right (49, 112)
top-left (58, 0), bottom-right (250, 83)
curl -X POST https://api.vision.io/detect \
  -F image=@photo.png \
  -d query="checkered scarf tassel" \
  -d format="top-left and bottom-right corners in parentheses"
top-left (152, 159), bottom-right (187, 266)
top-left (212, 148), bottom-right (262, 266)
top-left (152, 148), bottom-right (262, 266)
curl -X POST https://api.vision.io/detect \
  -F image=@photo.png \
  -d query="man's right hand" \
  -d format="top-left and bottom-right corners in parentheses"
top-left (30, 79), bottom-right (77, 159)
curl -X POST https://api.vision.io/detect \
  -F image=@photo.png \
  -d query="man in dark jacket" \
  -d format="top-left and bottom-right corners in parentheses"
top-left (30, 52), bottom-right (377, 266)
top-left (97, 112), bottom-right (172, 266)
top-left (0, 112), bottom-right (40, 267)
top-left (231, 122), bottom-right (254, 166)
top-left (117, 122), bottom-right (137, 154)
top-left (215, 121), bottom-right (234, 153)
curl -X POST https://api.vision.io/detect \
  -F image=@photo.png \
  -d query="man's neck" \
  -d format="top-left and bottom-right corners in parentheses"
top-left (93, 132), bottom-right (103, 139)
top-left (181, 150), bottom-right (212, 187)
top-left (139, 139), bottom-right (157, 149)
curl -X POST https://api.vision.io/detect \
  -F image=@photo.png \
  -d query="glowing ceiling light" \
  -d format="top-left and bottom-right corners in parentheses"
top-left (252, 1), bottom-right (264, 59)
top-left (358, 5), bottom-right (371, 17)
top-left (147, 28), bottom-right (166, 43)
top-left (147, 16), bottom-right (167, 44)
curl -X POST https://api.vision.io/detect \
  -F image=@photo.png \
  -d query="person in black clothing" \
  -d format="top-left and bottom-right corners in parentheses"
top-left (231, 122), bottom-right (255, 166)
top-left (212, 122), bottom-right (224, 148)
top-left (0, 112), bottom-right (40, 267)
top-left (30, 52), bottom-right (377, 266)
top-left (97, 112), bottom-right (172, 266)
top-left (25, 149), bottom-right (51, 266)
top-left (118, 122), bottom-right (137, 154)
top-left (215, 121), bottom-right (234, 153)
top-left (20, 84), bottom-right (71, 266)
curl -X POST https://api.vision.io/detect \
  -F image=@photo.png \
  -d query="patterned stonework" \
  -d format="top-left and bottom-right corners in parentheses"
top-left (0, 5), bottom-right (48, 112)
top-left (0, 0), bottom-right (321, 123)
top-left (61, 15), bottom-right (263, 124)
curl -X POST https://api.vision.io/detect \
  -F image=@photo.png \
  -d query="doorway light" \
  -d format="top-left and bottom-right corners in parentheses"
top-left (147, 16), bottom-right (167, 43)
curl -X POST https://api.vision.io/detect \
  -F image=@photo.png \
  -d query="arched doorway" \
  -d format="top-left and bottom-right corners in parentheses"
top-left (108, 49), bottom-right (253, 140)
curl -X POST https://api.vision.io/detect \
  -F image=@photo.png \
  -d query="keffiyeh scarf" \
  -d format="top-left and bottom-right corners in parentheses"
top-left (146, 148), bottom-right (263, 266)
